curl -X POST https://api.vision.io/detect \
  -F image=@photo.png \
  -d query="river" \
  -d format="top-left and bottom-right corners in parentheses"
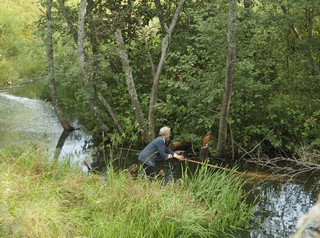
top-left (0, 90), bottom-right (318, 237)
top-left (0, 90), bottom-right (92, 170)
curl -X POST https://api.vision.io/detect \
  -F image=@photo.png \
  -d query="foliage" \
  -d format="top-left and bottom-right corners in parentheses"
top-left (0, 0), bottom-right (46, 85)
top-left (0, 145), bottom-right (255, 238)
top-left (1, 0), bottom-right (320, 157)
top-left (166, 0), bottom-right (320, 155)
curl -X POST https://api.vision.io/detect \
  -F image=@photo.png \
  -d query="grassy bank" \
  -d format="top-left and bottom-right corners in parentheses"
top-left (0, 0), bottom-right (46, 86)
top-left (0, 145), bottom-right (255, 238)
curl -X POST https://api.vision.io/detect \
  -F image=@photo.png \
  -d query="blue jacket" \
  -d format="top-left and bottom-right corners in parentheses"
top-left (138, 136), bottom-right (175, 167)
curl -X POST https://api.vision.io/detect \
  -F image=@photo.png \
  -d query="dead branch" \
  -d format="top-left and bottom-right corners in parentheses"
top-left (242, 151), bottom-right (320, 186)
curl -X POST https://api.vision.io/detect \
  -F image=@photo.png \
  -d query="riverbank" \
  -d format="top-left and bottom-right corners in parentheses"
top-left (0, 145), bottom-right (255, 238)
top-left (1, 89), bottom-right (319, 237)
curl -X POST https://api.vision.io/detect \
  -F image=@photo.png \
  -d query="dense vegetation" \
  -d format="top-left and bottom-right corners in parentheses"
top-left (0, 0), bottom-right (46, 84)
top-left (1, 0), bottom-right (319, 158)
top-left (0, 145), bottom-right (255, 237)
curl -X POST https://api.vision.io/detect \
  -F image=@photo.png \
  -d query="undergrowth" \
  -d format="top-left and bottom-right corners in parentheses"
top-left (0, 145), bottom-right (255, 238)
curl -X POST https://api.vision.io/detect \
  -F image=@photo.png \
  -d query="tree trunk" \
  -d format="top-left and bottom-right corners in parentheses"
top-left (97, 91), bottom-right (124, 135)
top-left (46, 0), bottom-right (73, 130)
top-left (148, 0), bottom-right (186, 139)
top-left (216, 0), bottom-right (237, 159)
top-left (77, 0), bottom-right (109, 132)
top-left (115, 29), bottom-right (149, 143)
top-left (59, 0), bottom-right (117, 133)
top-left (115, 0), bottom-right (185, 142)
top-left (78, 0), bottom-right (86, 78)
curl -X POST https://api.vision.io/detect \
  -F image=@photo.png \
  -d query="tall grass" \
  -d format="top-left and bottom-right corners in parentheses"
top-left (0, 145), bottom-right (255, 238)
top-left (181, 162), bottom-right (256, 236)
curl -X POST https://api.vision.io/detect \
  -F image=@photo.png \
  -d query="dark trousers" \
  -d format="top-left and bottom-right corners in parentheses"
top-left (142, 163), bottom-right (156, 179)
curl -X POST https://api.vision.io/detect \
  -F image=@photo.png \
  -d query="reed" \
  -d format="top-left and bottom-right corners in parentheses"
top-left (0, 145), bottom-right (255, 238)
top-left (181, 161), bottom-right (256, 235)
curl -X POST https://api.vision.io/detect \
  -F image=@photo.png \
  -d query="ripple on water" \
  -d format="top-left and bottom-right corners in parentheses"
top-left (0, 92), bottom-right (63, 147)
top-left (0, 92), bottom-right (63, 133)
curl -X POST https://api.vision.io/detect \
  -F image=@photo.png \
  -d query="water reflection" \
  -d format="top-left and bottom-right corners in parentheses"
top-left (243, 180), bottom-right (316, 238)
top-left (56, 129), bottom-right (93, 170)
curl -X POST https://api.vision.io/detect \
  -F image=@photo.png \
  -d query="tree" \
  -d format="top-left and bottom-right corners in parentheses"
top-left (77, 0), bottom-right (109, 132)
top-left (45, 0), bottom-right (74, 159)
top-left (116, 0), bottom-right (186, 142)
top-left (77, 0), bottom-right (86, 77)
top-left (45, 0), bottom-right (73, 130)
top-left (57, 0), bottom-right (124, 135)
top-left (216, 0), bottom-right (237, 158)
top-left (148, 0), bottom-right (186, 139)
top-left (115, 29), bottom-right (149, 143)
top-left (37, 0), bottom-right (320, 155)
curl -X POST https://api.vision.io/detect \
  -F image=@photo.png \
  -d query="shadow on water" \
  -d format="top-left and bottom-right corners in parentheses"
top-left (0, 90), bottom-right (318, 238)
top-left (54, 129), bottom-right (73, 159)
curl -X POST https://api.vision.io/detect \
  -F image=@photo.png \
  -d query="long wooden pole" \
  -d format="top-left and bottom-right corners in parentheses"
top-left (180, 157), bottom-right (242, 175)
top-left (181, 158), bottom-right (288, 180)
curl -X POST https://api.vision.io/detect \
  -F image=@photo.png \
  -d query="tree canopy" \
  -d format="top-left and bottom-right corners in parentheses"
top-left (1, 0), bottom-right (320, 158)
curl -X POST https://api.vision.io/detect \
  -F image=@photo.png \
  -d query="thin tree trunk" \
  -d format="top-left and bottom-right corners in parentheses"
top-left (115, 29), bottom-right (149, 143)
top-left (46, 0), bottom-right (73, 130)
top-left (216, 0), bottom-right (237, 158)
top-left (148, 0), bottom-right (186, 139)
top-left (78, 0), bottom-right (86, 78)
top-left (77, 0), bottom-right (108, 132)
top-left (154, 0), bottom-right (167, 34)
top-left (97, 91), bottom-right (124, 135)
top-left (59, 0), bottom-right (117, 132)
top-left (143, 32), bottom-right (156, 79)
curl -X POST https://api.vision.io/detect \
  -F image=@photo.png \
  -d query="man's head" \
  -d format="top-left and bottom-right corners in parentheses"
top-left (159, 126), bottom-right (171, 140)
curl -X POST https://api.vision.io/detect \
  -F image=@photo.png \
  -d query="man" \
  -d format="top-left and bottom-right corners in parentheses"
top-left (138, 126), bottom-right (184, 178)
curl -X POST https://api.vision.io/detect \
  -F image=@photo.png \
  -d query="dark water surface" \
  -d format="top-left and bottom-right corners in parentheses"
top-left (0, 91), bottom-right (318, 237)
top-left (239, 179), bottom-right (317, 237)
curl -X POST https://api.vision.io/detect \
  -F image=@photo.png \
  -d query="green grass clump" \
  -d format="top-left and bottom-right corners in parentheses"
top-left (0, 145), bottom-right (255, 238)
top-left (181, 162), bottom-right (256, 235)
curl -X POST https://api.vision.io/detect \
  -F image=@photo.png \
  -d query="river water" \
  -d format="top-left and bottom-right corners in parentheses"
top-left (0, 90), bottom-right (318, 237)
top-left (0, 91), bottom-right (92, 170)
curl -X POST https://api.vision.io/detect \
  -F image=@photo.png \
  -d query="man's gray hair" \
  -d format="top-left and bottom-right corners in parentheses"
top-left (159, 126), bottom-right (171, 136)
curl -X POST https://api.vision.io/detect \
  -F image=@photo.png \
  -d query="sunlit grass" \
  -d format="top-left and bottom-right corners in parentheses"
top-left (0, 145), bottom-right (255, 237)
top-left (0, 0), bottom-right (46, 86)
